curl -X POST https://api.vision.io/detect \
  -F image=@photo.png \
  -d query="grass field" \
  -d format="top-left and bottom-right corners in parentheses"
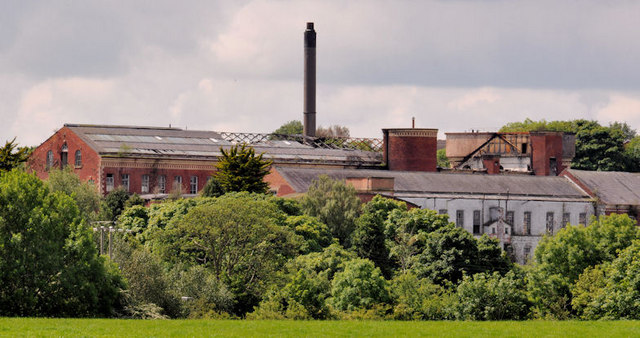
top-left (1, 318), bottom-right (638, 337)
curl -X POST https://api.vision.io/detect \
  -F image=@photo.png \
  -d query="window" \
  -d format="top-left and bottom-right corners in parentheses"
top-left (523, 212), bottom-right (531, 235)
top-left (74, 150), bottom-right (82, 167)
top-left (46, 150), bottom-right (54, 170)
top-left (521, 143), bottom-right (528, 154)
top-left (505, 227), bottom-right (509, 234)
top-left (524, 245), bottom-right (531, 261)
top-left (174, 176), bottom-right (182, 192)
top-left (158, 175), bottom-right (166, 193)
top-left (438, 209), bottom-right (448, 215)
top-left (141, 175), bottom-right (150, 193)
top-left (546, 212), bottom-right (554, 234)
top-left (562, 213), bottom-right (570, 227)
top-left (456, 210), bottom-right (464, 228)
top-left (106, 174), bottom-right (114, 192)
top-left (121, 174), bottom-right (130, 192)
top-left (60, 144), bottom-right (68, 169)
top-left (579, 212), bottom-right (587, 225)
top-left (473, 210), bottom-right (481, 234)
top-left (190, 176), bottom-right (198, 194)
top-left (506, 211), bottom-right (514, 225)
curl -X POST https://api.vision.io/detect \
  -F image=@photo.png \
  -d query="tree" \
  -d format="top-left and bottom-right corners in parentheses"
top-left (390, 272), bottom-right (454, 320)
top-left (273, 120), bottom-right (303, 135)
top-left (571, 241), bottom-right (640, 319)
top-left (162, 194), bottom-right (301, 315)
top-left (329, 258), bottom-right (390, 312)
top-left (0, 138), bottom-right (31, 172)
top-left (414, 225), bottom-right (510, 286)
top-left (316, 125), bottom-right (350, 138)
top-left (352, 196), bottom-right (406, 278)
top-left (213, 144), bottom-right (272, 194)
top-left (300, 175), bottom-right (361, 247)
top-left (285, 215), bottom-right (334, 254)
top-left (201, 176), bottom-right (225, 197)
top-left (528, 214), bottom-right (639, 318)
top-left (47, 168), bottom-right (102, 222)
top-left (100, 187), bottom-right (131, 221)
top-left (624, 136), bottom-right (640, 172)
top-left (453, 271), bottom-right (531, 320)
top-left (0, 170), bottom-right (125, 317)
top-left (437, 148), bottom-right (450, 168)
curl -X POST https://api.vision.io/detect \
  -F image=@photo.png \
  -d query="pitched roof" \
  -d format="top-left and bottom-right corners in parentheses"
top-left (564, 169), bottom-right (640, 205)
top-left (65, 124), bottom-right (382, 167)
top-left (275, 166), bottom-right (591, 201)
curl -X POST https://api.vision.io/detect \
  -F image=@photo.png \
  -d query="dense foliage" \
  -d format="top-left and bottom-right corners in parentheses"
top-left (213, 144), bottom-right (272, 194)
top-left (0, 138), bottom-right (31, 172)
top-left (0, 170), bottom-right (125, 317)
top-left (4, 167), bottom-right (640, 320)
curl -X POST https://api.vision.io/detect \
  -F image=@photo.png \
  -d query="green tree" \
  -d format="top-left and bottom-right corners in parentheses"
top-left (329, 258), bottom-right (390, 312)
top-left (571, 241), bottom-right (640, 319)
top-left (285, 215), bottom-right (334, 254)
top-left (385, 207), bottom-right (452, 273)
top-left (414, 225), bottom-right (510, 286)
top-left (273, 120), bottom-right (303, 135)
top-left (624, 136), bottom-right (640, 172)
top-left (572, 121), bottom-right (627, 171)
top-left (528, 214), bottom-right (639, 318)
top-left (352, 196), bottom-right (406, 278)
top-left (453, 271), bottom-right (531, 320)
top-left (47, 168), bottom-right (102, 222)
top-left (163, 194), bottom-right (300, 315)
top-left (301, 175), bottom-right (361, 247)
top-left (201, 176), bottom-right (225, 197)
top-left (213, 144), bottom-right (272, 194)
top-left (0, 138), bottom-right (31, 172)
top-left (101, 187), bottom-right (131, 221)
top-left (437, 148), bottom-right (450, 168)
top-left (0, 170), bottom-right (125, 317)
top-left (390, 272), bottom-right (454, 320)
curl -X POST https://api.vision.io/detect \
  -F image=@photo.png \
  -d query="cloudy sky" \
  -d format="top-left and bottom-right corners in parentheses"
top-left (3, 0), bottom-right (640, 146)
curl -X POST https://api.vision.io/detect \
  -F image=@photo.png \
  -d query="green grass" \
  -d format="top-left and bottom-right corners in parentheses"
top-left (1, 318), bottom-right (639, 337)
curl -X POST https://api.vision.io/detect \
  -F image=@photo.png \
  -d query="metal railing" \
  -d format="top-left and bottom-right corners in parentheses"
top-left (218, 132), bottom-right (383, 152)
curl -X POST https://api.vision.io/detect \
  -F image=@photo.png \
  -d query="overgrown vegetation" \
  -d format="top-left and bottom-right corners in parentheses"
top-left (3, 141), bottom-right (640, 320)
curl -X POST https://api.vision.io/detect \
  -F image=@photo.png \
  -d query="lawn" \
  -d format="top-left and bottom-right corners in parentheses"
top-left (1, 318), bottom-right (638, 337)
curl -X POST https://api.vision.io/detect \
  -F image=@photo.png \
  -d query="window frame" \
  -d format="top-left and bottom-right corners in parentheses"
top-left (74, 150), bottom-right (82, 167)
top-left (141, 174), bottom-right (150, 194)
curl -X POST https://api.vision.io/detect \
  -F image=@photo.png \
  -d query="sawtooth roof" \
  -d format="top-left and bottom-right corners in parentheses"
top-left (65, 124), bottom-right (382, 167)
top-left (564, 169), bottom-right (640, 205)
top-left (275, 166), bottom-right (592, 200)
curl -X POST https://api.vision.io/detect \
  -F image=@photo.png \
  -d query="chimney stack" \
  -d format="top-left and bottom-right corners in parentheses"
top-left (303, 22), bottom-right (316, 137)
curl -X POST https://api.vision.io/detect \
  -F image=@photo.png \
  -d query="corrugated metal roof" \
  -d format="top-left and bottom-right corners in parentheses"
top-left (565, 169), bottom-right (640, 205)
top-left (276, 166), bottom-right (591, 199)
top-left (66, 124), bottom-right (382, 166)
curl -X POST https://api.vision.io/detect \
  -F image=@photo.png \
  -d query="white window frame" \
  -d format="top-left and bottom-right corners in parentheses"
top-left (121, 174), bottom-right (130, 192)
top-left (106, 174), bottom-right (114, 192)
top-left (141, 174), bottom-right (150, 193)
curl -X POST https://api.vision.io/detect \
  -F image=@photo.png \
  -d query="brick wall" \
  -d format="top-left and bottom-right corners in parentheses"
top-left (383, 128), bottom-right (438, 172)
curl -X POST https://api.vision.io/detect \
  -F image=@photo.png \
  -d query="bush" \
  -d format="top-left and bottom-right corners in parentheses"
top-left (329, 258), bottom-right (390, 312)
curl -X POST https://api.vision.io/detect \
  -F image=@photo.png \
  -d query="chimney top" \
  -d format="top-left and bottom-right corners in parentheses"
top-left (306, 22), bottom-right (314, 30)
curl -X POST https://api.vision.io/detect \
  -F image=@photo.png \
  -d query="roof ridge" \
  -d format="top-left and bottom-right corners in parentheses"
top-left (64, 123), bottom-right (182, 131)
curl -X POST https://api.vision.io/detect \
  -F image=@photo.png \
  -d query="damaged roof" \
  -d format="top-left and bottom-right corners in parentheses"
top-left (65, 124), bottom-right (383, 167)
top-left (564, 169), bottom-right (640, 205)
top-left (275, 166), bottom-right (592, 200)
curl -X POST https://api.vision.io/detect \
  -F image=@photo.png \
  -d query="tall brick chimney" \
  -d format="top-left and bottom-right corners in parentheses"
top-left (303, 22), bottom-right (316, 137)
top-left (383, 128), bottom-right (438, 171)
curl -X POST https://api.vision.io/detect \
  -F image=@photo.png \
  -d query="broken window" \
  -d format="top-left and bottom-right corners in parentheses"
top-left (523, 211), bottom-right (531, 235)
top-left (438, 209), bottom-right (448, 215)
top-left (506, 211), bottom-right (514, 225)
top-left (46, 150), bottom-right (53, 170)
top-left (473, 210), bottom-right (481, 234)
top-left (121, 174), bottom-right (130, 192)
top-left (190, 176), bottom-right (198, 194)
top-left (546, 212), bottom-right (554, 234)
top-left (141, 175), bottom-right (149, 193)
top-left (158, 175), bottom-right (166, 193)
top-left (106, 174), bottom-right (114, 192)
top-left (562, 212), bottom-right (570, 227)
top-left (60, 144), bottom-right (68, 169)
top-left (74, 150), bottom-right (82, 167)
top-left (456, 210), bottom-right (464, 228)
top-left (579, 212), bottom-right (587, 225)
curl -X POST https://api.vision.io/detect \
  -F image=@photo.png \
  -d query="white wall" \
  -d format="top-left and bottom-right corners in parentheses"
top-left (399, 195), bottom-right (594, 264)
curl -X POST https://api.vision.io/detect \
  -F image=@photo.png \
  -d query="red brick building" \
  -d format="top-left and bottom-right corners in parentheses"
top-left (29, 124), bottom-right (385, 196)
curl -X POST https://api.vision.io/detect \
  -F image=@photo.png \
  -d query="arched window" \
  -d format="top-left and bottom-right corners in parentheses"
top-left (60, 144), bottom-right (68, 168)
top-left (46, 150), bottom-right (53, 169)
top-left (75, 150), bottom-right (82, 167)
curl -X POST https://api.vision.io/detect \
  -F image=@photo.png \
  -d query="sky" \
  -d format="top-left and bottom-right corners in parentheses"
top-left (3, 0), bottom-right (640, 146)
